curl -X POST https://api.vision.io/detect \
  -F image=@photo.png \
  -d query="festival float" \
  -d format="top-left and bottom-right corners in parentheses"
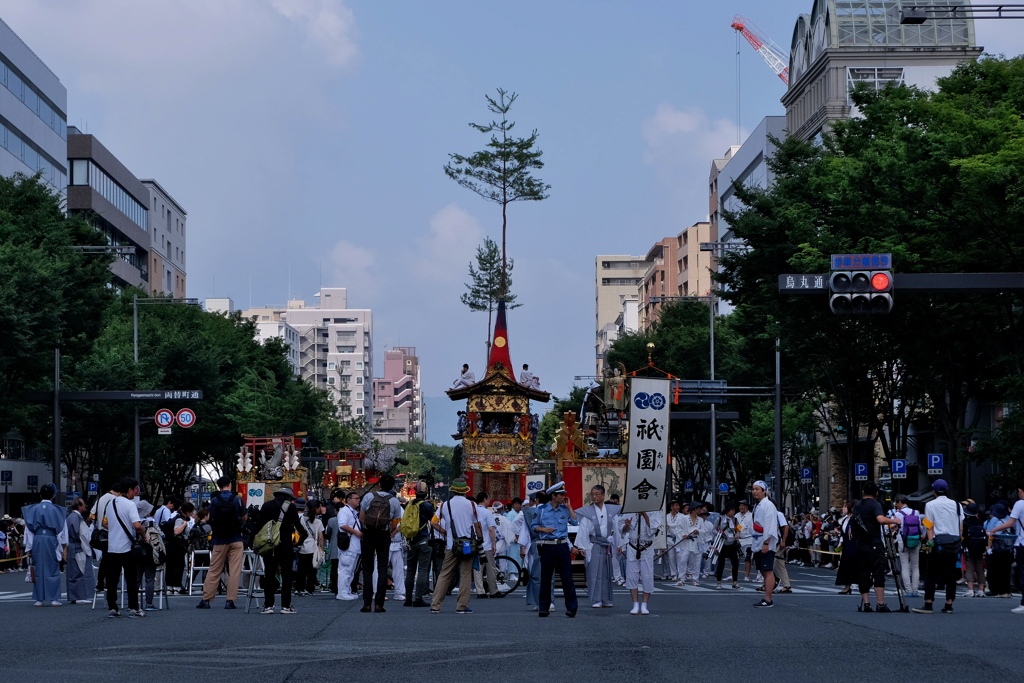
top-left (447, 300), bottom-right (550, 501)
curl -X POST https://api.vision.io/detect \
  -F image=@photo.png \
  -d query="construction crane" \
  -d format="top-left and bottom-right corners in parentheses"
top-left (731, 15), bottom-right (789, 85)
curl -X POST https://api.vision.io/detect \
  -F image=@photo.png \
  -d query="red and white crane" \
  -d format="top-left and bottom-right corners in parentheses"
top-left (731, 15), bottom-right (790, 85)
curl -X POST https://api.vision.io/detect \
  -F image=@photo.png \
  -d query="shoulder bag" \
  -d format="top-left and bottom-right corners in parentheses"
top-left (449, 499), bottom-right (479, 559)
top-left (91, 499), bottom-right (110, 552)
top-left (111, 499), bottom-right (149, 560)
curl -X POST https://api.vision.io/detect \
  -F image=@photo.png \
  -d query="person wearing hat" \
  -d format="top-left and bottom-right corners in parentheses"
top-left (749, 480), bottom-right (779, 608)
top-left (960, 502), bottom-right (988, 598)
top-left (533, 481), bottom-right (579, 617)
top-left (986, 480), bottom-right (1024, 614)
top-left (254, 486), bottom-right (301, 614)
top-left (23, 483), bottom-right (69, 606)
top-left (430, 477), bottom-right (483, 614)
top-left (912, 479), bottom-right (965, 614)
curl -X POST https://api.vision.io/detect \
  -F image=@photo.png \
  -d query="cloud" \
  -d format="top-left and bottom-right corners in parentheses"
top-left (641, 103), bottom-right (746, 220)
top-left (412, 204), bottom-right (484, 283)
top-left (327, 239), bottom-right (377, 301)
top-left (1, 0), bottom-right (359, 97)
top-left (271, 0), bottom-right (361, 70)
top-left (642, 103), bottom-right (741, 167)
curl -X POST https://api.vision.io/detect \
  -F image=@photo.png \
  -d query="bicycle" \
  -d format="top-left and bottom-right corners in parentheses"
top-left (489, 554), bottom-right (526, 597)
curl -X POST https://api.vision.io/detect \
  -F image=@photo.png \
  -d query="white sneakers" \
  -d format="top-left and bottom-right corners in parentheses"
top-left (336, 592), bottom-right (359, 601)
top-left (1010, 605), bottom-right (1024, 614)
top-left (592, 602), bottom-right (603, 608)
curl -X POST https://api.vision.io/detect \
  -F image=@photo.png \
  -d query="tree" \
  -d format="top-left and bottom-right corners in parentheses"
top-left (716, 56), bottom-right (1024, 495)
top-left (395, 441), bottom-right (454, 488)
top-left (0, 174), bottom-right (114, 436)
top-left (462, 237), bottom-right (520, 356)
top-left (445, 88), bottom-right (550, 297)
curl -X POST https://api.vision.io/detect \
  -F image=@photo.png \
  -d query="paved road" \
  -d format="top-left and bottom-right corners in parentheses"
top-left (2, 565), bottom-right (1019, 682)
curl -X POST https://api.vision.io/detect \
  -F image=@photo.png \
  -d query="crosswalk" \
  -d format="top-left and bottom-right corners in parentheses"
top-left (0, 590), bottom-right (36, 602)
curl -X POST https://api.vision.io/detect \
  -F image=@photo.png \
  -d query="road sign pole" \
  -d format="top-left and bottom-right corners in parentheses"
top-left (134, 407), bottom-right (140, 482)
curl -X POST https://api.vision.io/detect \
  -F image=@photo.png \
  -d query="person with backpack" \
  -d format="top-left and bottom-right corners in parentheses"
top-left (359, 474), bottom-right (403, 613)
top-left (295, 499), bottom-right (325, 596)
top-left (912, 479), bottom-right (965, 614)
top-left (892, 495), bottom-right (922, 598)
top-left (253, 486), bottom-right (301, 614)
top-left (986, 482), bottom-right (1024, 613)
top-left (400, 481), bottom-right (435, 607)
top-left (336, 491), bottom-right (363, 601)
top-left (196, 476), bottom-right (247, 610)
top-left (983, 502), bottom-right (1015, 598)
top-left (851, 482), bottom-right (902, 612)
top-left (961, 503), bottom-right (988, 598)
top-left (162, 502), bottom-right (192, 594)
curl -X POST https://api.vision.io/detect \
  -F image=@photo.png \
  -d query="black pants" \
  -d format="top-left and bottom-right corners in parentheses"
top-left (105, 551), bottom-right (139, 611)
top-left (923, 550), bottom-right (958, 604)
top-left (856, 542), bottom-right (887, 593)
top-left (538, 543), bottom-right (578, 613)
top-left (715, 543), bottom-right (740, 581)
top-left (1016, 547), bottom-right (1024, 606)
top-left (430, 539), bottom-right (446, 590)
top-left (329, 558), bottom-right (339, 594)
top-left (361, 530), bottom-right (391, 606)
top-left (262, 546), bottom-right (295, 608)
top-left (295, 552), bottom-right (316, 593)
top-left (165, 542), bottom-right (186, 588)
top-left (986, 550), bottom-right (1012, 595)
top-left (405, 538), bottom-right (432, 601)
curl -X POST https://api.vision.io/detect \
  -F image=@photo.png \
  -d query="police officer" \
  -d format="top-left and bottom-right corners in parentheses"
top-left (533, 482), bottom-right (579, 617)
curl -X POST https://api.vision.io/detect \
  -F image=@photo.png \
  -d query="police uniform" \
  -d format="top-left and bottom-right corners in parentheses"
top-left (533, 487), bottom-right (579, 616)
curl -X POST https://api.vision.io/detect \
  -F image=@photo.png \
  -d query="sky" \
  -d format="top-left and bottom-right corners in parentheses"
top-left (3, 1), bottom-right (1018, 445)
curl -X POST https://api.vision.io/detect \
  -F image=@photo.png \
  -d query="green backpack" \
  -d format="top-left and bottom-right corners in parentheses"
top-left (252, 501), bottom-right (291, 555)
top-left (399, 500), bottom-right (428, 539)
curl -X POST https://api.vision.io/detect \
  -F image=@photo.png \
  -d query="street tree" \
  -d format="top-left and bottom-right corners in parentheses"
top-left (445, 88), bottom-right (550, 297)
top-left (716, 56), bottom-right (1024, 494)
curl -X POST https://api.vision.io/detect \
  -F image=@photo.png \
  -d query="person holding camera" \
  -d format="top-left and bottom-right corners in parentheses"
top-left (430, 477), bottom-right (482, 614)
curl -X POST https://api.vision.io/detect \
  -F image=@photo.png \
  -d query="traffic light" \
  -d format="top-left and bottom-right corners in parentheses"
top-left (830, 270), bottom-right (893, 314)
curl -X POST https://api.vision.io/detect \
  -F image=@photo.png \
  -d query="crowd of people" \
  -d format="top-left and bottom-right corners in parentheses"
top-left (4, 474), bottom-right (1023, 619)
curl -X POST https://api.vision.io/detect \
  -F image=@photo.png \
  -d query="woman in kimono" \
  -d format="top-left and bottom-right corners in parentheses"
top-left (65, 497), bottom-right (94, 604)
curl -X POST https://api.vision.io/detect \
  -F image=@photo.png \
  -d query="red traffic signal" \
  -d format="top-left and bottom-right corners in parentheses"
top-left (830, 270), bottom-right (893, 314)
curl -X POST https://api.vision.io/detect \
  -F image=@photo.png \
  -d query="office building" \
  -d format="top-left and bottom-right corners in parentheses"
top-left (67, 127), bottom-right (150, 289)
top-left (372, 347), bottom-right (425, 445)
top-left (638, 237), bottom-right (679, 331)
top-left (595, 255), bottom-right (648, 374)
top-left (243, 287), bottom-right (373, 425)
top-left (0, 18), bottom-right (67, 194)
top-left (783, 0), bottom-right (981, 141)
top-left (142, 180), bottom-right (187, 297)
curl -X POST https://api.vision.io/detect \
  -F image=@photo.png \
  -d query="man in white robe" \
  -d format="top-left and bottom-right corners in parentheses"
top-left (451, 364), bottom-right (476, 389)
top-left (574, 485), bottom-right (621, 608)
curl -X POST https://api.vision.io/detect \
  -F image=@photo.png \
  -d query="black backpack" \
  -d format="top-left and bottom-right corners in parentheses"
top-left (964, 518), bottom-right (987, 558)
top-left (209, 493), bottom-right (243, 539)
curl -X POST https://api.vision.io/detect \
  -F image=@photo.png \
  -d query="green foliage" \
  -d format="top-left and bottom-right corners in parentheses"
top-left (445, 88), bottom-right (550, 297)
top-left (395, 441), bottom-right (454, 487)
top-left (715, 56), bottom-right (1024, 493)
top-left (462, 237), bottom-right (519, 311)
top-left (0, 174), bottom-right (114, 434)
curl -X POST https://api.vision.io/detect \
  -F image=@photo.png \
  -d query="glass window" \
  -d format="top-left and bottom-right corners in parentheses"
top-left (71, 159), bottom-right (88, 185)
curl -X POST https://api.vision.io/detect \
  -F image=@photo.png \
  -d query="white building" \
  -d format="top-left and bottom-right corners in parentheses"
top-left (0, 17), bottom-right (67, 194)
top-left (142, 179), bottom-right (187, 297)
top-left (243, 287), bottom-right (373, 425)
top-left (595, 255), bottom-right (648, 375)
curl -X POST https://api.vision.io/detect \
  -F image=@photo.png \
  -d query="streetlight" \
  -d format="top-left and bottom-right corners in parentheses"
top-left (133, 295), bottom-right (200, 481)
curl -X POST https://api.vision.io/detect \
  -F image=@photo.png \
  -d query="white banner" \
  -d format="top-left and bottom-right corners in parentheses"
top-left (525, 475), bottom-right (546, 497)
top-left (622, 378), bottom-right (671, 513)
top-left (246, 482), bottom-right (266, 508)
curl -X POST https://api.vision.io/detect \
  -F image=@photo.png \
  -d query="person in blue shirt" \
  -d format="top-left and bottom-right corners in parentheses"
top-left (532, 482), bottom-right (578, 617)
